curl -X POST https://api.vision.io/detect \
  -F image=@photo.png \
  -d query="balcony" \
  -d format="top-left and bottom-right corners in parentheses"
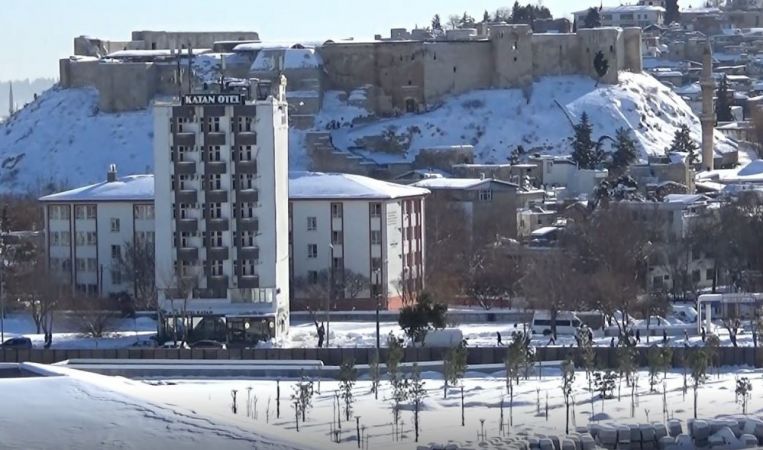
top-left (236, 160), bottom-right (257, 174)
top-left (207, 218), bottom-right (229, 231)
top-left (238, 218), bottom-right (259, 232)
top-left (238, 275), bottom-right (260, 289)
top-left (235, 132), bottom-right (257, 146)
top-left (207, 247), bottom-right (229, 260)
top-left (237, 189), bottom-right (258, 203)
top-left (239, 247), bottom-right (259, 260)
top-left (175, 161), bottom-right (196, 175)
top-left (234, 105), bottom-right (257, 116)
top-left (207, 275), bottom-right (229, 291)
top-left (206, 190), bottom-right (228, 203)
top-left (206, 132), bottom-right (226, 146)
top-left (177, 218), bottom-right (198, 232)
top-left (206, 161), bottom-right (227, 174)
top-left (176, 190), bottom-right (197, 203)
top-left (177, 247), bottom-right (199, 261)
top-left (174, 133), bottom-right (195, 146)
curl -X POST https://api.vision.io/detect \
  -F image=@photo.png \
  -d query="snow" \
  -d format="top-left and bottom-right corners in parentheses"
top-left (0, 87), bottom-right (152, 193)
top-left (698, 159), bottom-right (763, 184)
top-left (662, 194), bottom-right (709, 204)
top-left (38, 174), bottom-right (154, 202)
top-left (0, 365), bottom-right (312, 450)
top-left (233, 41), bottom-right (322, 52)
top-left (412, 178), bottom-right (516, 190)
top-left (288, 171), bottom-right (429, 199)
top-left (252, 49), bottom-right (322, 71)
top-left (325, 72), bottom-right (737, 166)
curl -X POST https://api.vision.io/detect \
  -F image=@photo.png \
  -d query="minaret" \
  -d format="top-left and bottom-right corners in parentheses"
top-left (700, 41), bottom-right (715, 171)
top-left (7, 82), bottom-right (13, 117)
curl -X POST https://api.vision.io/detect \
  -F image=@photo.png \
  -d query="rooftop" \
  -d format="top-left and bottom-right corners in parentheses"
top-left (39, 175), bottom-right (154, 202)
top-left (412, 177), bottom-right (518, 190)
top-left (574, 5), bottom-right (665, 14)
top-left (288, 172), bottom-right (430, 200)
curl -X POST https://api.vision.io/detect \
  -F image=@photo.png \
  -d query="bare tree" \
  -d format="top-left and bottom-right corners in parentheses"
top-left (13, 258), bottom-right (65, 347)
top-left (74, 294), bottom-right (118, 338)
top-left (293, 269), bottom-right (332, 311)
top-left (466, 246), bottom-right (522, 310)
top-left (116, 237), bottom-right (156, 310)
top-left (424, 195), bottom-right (470, 302)
top-left (339, 269), bottom-right (369, 301)
top-left (159, 264), bottom-right (200, 344)
top-left (520, 250), bottom-right (579, 340)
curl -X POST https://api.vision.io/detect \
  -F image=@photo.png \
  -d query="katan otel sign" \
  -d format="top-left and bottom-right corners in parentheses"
top-left (182, 94), bottom-right (244, 106)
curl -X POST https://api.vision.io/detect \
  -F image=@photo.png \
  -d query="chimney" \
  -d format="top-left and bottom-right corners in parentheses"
top-left (480, 172), bottom-right (486, 180)
top-left (107, 164), bottom-right (117, 182)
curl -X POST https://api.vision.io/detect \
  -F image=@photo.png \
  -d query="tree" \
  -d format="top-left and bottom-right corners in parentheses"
top-left (665, 0), bottom-right (680, 25)
top-left (483, 10), bottom-right (490, 23)
top-left (504, 332), bottom-right (529, 428)
top-left (570, 112), bottom-right (604, 170)
top-left (520, 251), bottom-right (579, 340)
top-left (593, 370), bottom-right (617, 413)
top-left (689, 348), bottom-right (709, 418)
top-left (736, 377), bottom-right (752, 414)
top-left (443, 340), bottom-right (468, 398)
top-left (369, 351), bottom-right (381, 400)
top-left (292, 269), bottom-right (332, 310)
top-left (339, 269), bottom-right (370, 301)
top-left (386, 332), bottom-right (404, 385)
top-left (593, 50), bottom-right (609, 86)
top-left (432, 14), bottom-right (443, 31)
top-left (11, 253), bottom-right (64, 346)
top-left (291, 371), bottom-right (315, 422)
top-left (716, 75), bottom-right (733, 123)
top-left (398, 291), bottom-right (447, 345)
top-left (494, 7), bottom-right (512, 23)
top-left (561, 358), bottom-right (575, 435)
top-left (75, 295), bottom-right (118, 338)
top-left (116, 237), bottom-right (156, 310)
top-left (617, 343), bottom-right (638, 387)
top-left (459, 12), bottom-right (476, 28)
top-left (647, 344), bottom-right (670, 392)
top-left (668, 124), bottom-right (699, 165)
top-left (609, 127), bottom-right (638, 175)
top-left (466, 247), bottom-right (520, 310)
top-left (338, 358), bottom-right (357, 422)
top-left (408, 364), bottom-right (427, 443)
top-left (447, 15), bottom-right (461, 30)
top-left (583, 7), bottom-right (601, 29)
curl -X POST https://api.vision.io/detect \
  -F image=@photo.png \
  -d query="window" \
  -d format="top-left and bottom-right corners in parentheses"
top-left (76, 258), bottom-right (87, 272)
top-left (210, 260), bottom-right (224, 276)
top-left (240, 173), bottom-right (255, 190)
top-left (177, 174), bottom-right (191, 191)
top-left (87, 258), bottom-right (97, 272)
top-left (75, 205), bottom-right (96, 220)
top-left (240, 230), bottom-right (255, 247)
top-left (49, 205), bottom-right (70, 220)
top-left (179, 204), bottom-right (191, 219)
top-left (239, 145), bottom-right (254, 162)
top-left (208, 117), bottom-right (221, 132)
top-left (692, 270), bottom-right (701, 283)
top-left (210, 203), bottom-right (222, 219)
top-left (111, 245), bottom-right (121, 260)
top-left (60, 231), bottom-right (71, 246)
top-left (209, 231), bottom-right (223, 247)
top-left (242, 259), bottom-right (256, 276)
top-left (706, 268), bottom-right (714, 282)
top-left (331, 203), bottom-right (342, 218)
top-left (307, 244), bottom-right (318, 258)
top-left (370, 203), bottom-right (382, 218)
top-left (331, 231), bottom-right (342, 245)
top-left (180, 232), bottom-right (191, 248)
top-left (208, 174), bottom-right (222, 190)
top-left (479, 190), bottom-right (493, 201)
top-left (208, 145), bottom-right (221, 162)
top-left (76, 231), bottom-right (86, 246)
top-left (240, 203), bottom-right (255, 219)
top-left (135, 205), bottom-right (155, 220)
top-left (308, 270), bottom-right (319, 284)
top-left (238, 116), bottom-right (253, 132)
top-left (87, 232), bottom-right (97, 245)
top-left (307, 217), bottom-right (317, 231)
top-left (332, 257), bottom-right (343, 269)
top-left (137, 231), bottom-right (155, 244)
top-left (370, 230), bottom-right (382, 245)
top-left (111, 218), bottom-right (120, 232)
top-left (112, 270), bottom-right (122, 285)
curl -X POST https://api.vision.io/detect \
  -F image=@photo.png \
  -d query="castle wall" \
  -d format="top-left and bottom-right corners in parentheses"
top-left (422, 41), bottom-right (492, 108)
top-left (576, 28), bottom-right (625, 84)
top-left (95, 63), bottom-right (157, 112)
top-left (130, 31), bottom-right (260, 50)
top-left (373, 41), bottom-right (426, 114)
top-left (320, 43), bottom-right (378, 92)
top-left (491, 24), bottom-right (534, 88)
top-left (531, 34), bottom-right (582, 76)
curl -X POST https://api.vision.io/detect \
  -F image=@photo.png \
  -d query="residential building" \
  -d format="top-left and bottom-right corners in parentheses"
top-left (39, 166), bottom-right (154, 299)
top-left (573, 5), bottom-right (665, 28)
top-left (153, 77), bottom-right (290, 344)
top-left (528, 155), bottom-right (608, 200)
top-left (288, 172), bottom-right (429, 310)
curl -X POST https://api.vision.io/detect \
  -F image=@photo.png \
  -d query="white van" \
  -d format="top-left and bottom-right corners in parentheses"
top-left (422, 329), bottom-right (464, 347)
top-left (531, 311), bottom-right (583, 336)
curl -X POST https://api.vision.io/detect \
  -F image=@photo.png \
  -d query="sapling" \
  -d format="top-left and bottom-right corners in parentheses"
top-left (291, 371), bottom-right (315, 422)
top-left (369, 351), bottom-right (381, 400)
top-left (443, 341), bottom-right (468, 399)
top-left (505, 335), bottom-right (527, 426)
top-left (408, 363), bottom-right (427, 443)
top-left (647, 344), bottom-right (669, 392)
top-left (339, 358), bottom-right (358, 422)
top-left (736, 377), bottom-right (753, 414)
top-left (231, 389), bottom-right (238, 414)
top-left (593, 371), bottom-right (616, 415)
top-left (277, 379), bottom-right (281, 419)
top-left (246, 386), bottom-right (253, 417)
top-left (689, 348), bottom-right (709, 419)
top-left (561, 358), bottom-right (575, 435)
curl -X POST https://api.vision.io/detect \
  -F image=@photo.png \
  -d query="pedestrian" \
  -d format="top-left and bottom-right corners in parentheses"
top-left (610, 337), bottom-right (615, 347)
top-left (684, 329), bottom-right (689, 343)
top-left (316, 321), bottom-right (325, 348)
top-left (663, 329), bottom-right (668, 344)
top-left (701, 327), bottom-right (706, 343)
top-left (754, 330), bottom-right (758, 348)
top-left (588, 328), bottom-right (594, 343)
top-left (636, 329), bottom-right (641, 343)
top-left (496, 331), bottom-right (503, 346)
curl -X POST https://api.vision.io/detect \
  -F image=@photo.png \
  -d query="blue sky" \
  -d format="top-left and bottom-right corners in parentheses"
top-left (1, 0), bottom-right (706, 80)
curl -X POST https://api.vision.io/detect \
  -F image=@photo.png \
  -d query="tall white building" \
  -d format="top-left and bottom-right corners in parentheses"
top-left (288, 172), bottom-right (429, 311)
top-left (573, 5), bottom-right (665, 28)
top-left (39, 166), bottom-right (155, 298)
top-left (153, 78), bottom-right (290, 344)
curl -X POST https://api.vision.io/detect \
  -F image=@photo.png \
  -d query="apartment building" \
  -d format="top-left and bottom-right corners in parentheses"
top-left (574, 5), bottom-right (665, 28)
top-left (39, 166), bottom-right (154, 298)
top-left (288, 172), bottom-right (429, 310)
top-left (153, 77), bottom-right (290, 344)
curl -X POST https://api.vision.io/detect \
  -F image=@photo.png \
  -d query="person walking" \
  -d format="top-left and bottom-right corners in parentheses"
top-left (496, 331), bottom-right (503, 346)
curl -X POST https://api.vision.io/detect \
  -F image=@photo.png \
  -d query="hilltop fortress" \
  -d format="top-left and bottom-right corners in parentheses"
top-left (60, 26), bottom-right (643, 118)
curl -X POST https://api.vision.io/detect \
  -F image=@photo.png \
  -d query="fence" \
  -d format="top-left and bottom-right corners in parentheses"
top-left (2, 346), bottom-right (762, 368)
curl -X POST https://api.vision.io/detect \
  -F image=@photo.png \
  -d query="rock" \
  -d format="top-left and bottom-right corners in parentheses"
top-left (618, 426), bottom-right (632, 450)
top-left (742, 418), bottom-right (763, 442)
top-left (668, 420), bottom-right (683, 438)
top-left (630, 425), bottom-right (642, 444)
top-left (739, 434), bottom-right (758, 449)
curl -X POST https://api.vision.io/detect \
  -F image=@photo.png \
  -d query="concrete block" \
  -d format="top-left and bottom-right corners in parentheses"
top-left (668, 420), bottom-right (683, 438)
top-left (640, 423), bottom-right (657, 442)
top-left (538, 437), bottom-right (554, 450)
top-left (675, 434), bottom-right (693, 450)
top-left (654, 423), bottom-right (668, 440)
top-left (561, 439), bottom-right (576, 450)
top-left (597, 426), bottom-right (618, 447)
top-left (707, 426), bottom-right (737, 449)
top-left (579, 435), bottom-right (596, 450)
top-left (691, 420), bottom-right (710, 441)
top-left (658, 436), bottom-right (675, 450)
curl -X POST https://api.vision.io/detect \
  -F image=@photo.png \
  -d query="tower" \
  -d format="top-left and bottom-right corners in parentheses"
top-left (700, 41), bottom-right (715, 172)
top-left (8, 82), bottom-right (13, 117)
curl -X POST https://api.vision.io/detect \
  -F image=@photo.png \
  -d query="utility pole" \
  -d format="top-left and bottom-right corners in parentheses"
top-left (327, 242), bottom-right (334, 348)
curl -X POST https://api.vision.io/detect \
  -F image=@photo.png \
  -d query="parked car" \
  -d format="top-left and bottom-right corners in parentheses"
top-left (161, 341), bottom-right (190, 349)
top-left (1, 337), bottom-right (33, 349)
top-left (190, 340), bottom-right (226, 349)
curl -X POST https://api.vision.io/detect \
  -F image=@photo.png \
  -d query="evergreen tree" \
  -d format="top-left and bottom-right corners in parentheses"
top-left (338, 358), bottom-right (357, 421)
top-left (483, 10), bottom-right (490, 23)
top-left (594, 50), bottom-right (609, 85)
top-left (398, 291), bottom-right (447, 345)
top-left (512, 1), bottom-right (523, 23)
top-left (610, 127), bottom-right (638, 173)
top-left (583, 7), bottom-right (601, 29)
top-left (570, 112), bottom-right (604, 169)
top-left (459, 12), bottom-right (476, 28)
top-left (432, 14), bottom-right (443, 32)
top-left (665, 0), bottom-right (680, 25)
top-left (668, 124), bottom-right (699, 164)
top-left (716, 75), bottom-right (733, 122)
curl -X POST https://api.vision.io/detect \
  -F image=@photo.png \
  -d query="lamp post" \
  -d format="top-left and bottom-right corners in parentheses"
top-left (327, 242), bottom-right (334, 348)
top-left (374, 268), bottom-right (381, 351)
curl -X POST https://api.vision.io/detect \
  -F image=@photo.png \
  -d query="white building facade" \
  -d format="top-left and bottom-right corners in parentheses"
top-left (153, 79), bottom-right (290, 344)
top-left (288, 172), bottom-right (429, 310)
top-left (39, 167), bottom-right (155, 299)
top-left (574, 6), bottom-right (665, 28)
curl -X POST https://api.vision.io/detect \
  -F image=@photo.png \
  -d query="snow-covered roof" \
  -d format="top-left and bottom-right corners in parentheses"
top-left (105, 49), bottom-right (210, 58)
top-left (250, 48), bottom-right (322, 72)
top-left (574, 5), bottom-right (664, 14)
top-left (233, 41), bottom-right (322, 52)
top-left (39, 175), bottom-right (154, 202)
top-left (412, 178), bottom-right (517, 190)
top-left (662, 194), bottom-right (708, 204)
top-left (288, 172), bottom-right (429, 200)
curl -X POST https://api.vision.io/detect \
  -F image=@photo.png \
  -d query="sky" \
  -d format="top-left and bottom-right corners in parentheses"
top-left (1, 0), bottom-right (708, 81)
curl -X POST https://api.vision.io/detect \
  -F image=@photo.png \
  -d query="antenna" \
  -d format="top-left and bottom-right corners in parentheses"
top-left (174, 45), bottom-right (182, 98)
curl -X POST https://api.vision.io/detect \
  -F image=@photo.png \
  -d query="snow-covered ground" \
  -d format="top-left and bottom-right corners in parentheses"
top-left (0, 365), bottom-right (313, 450)
top-left (326, 72), bottom-right (737, 165)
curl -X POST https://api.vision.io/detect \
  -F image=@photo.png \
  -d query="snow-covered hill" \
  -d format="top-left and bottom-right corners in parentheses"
top-left (0, 72), bottom-right (735, 194)
top-left (0, 87), bottom-right (152, 193)
top-left (324, 72), bottom-right (736, 164)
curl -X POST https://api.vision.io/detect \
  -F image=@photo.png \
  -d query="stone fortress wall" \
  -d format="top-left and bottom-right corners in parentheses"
top-left (58, 26), bottom-right (643, 114)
